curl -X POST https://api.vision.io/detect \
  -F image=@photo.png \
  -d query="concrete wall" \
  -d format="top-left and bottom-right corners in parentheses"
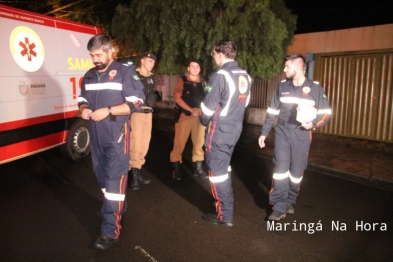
top-left (287, 24), bottom-right (393, 56)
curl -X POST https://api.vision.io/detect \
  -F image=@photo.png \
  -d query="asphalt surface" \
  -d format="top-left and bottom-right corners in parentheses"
top-left (0, 126), bottom-right (392, 261)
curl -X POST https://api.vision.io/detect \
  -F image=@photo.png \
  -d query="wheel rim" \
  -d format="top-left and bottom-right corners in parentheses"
top-left (72, 126), bottom-right (90, 153)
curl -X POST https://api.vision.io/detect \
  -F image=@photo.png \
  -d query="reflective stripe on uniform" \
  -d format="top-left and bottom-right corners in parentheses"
top-left (86, 82), bottom-right (122, 91)
top-left (245, 75), bottom-right (252, 107)
top-left (267, 107), bottom-right (280, 115)
top-left (209, 174), bottom-right (229, 183)
top-left (318, 109), bottom-right (332, 115)
top-left (289, 173), bottom-right (303, 184)
top-left (217, 70), bottom-right (236, 116)
top-left (273, 171), bottom-right (290, 180)
top-left (280, 97), bottom-right (300, 104)
top-left (78, 97), bottom-right (88, 103)
top-left (126, 95), bottom-right (144, 103)
top-left (105, 192), bottom-right (126, 201)
top-left (201, 102), bottom-right (215, 116)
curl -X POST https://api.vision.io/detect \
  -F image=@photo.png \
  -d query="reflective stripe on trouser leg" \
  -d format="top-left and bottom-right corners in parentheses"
top-left (270, 125), bottom-right (292, 213)
top-left (101, 175), bottom-right (128, 240)
top-left (287, 128), bottom-right (310, 203)
top-left (288, 168), bottom-right (304, 203)
top-left (209, 171), bottom-right (233, 222)
top-left (269, 171), bottom-right (290, 213)
top-left (101, 144), bottom-right (129, 239)
top-left (204, 122), bottom-right (241, 222)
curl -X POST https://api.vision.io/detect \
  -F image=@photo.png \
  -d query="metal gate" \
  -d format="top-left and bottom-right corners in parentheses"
top-left (314, 49), bottom-right (393, 141)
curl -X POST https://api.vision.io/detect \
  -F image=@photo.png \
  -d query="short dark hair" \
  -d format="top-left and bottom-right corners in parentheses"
top-left (213, 40), bottom-right (237, 59)
top-left (189, 59), bottom-right (201, 68)
top-left (285, 53), bottom-right (305, 63)
top-left (87, 34), bottom-right (112, 52)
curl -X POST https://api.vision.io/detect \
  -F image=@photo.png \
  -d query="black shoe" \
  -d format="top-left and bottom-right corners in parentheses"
top-left (193, 161), bottom-right (209, 180)
top-left (202, 213), bottom-right (233, 227)
top-left (268, 211), bottom-right (286, 221)
top-left (93, 235), bottom-right (118, 250)
top-left (172, 162), bottom-right (182, 181)
top-left (128, 168), bottom-right (140, 190)
top-left (138, 174), bottom-right (151, 185)
top-left (286, 203), bottom-right (295, 215)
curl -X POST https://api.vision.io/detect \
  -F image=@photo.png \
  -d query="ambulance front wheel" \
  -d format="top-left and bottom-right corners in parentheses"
top-left (61, 118), bottom-right (91, 161)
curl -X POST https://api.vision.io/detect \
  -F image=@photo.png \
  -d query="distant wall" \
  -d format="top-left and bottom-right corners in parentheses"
top-left (287, 24), bottom-right (393, 56)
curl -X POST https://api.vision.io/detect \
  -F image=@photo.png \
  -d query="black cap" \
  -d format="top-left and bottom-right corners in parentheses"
top-left (189, 59), bottom-right (201, 68)
top-left (142, 52), bottom-right (157, 61)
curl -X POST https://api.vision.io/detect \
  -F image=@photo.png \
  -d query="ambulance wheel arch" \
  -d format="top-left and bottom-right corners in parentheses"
top-left (60, 118), bottom-right (90, 161)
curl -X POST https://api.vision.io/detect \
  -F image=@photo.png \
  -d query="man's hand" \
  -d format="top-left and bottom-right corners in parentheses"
top-left (258, 135), bottom-right (266, 148)
top-left (192, 108), bottom-right (202, 117)
top-left (81, 108), bottom-right (92, 120)
top-left (90, 107), bottom-right (110, 121)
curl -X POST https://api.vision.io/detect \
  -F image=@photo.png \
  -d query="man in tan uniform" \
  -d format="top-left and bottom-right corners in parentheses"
top-left (128, 52), bottom-right (160, 190)
top-left (170, 59), bottom-right (208, 181)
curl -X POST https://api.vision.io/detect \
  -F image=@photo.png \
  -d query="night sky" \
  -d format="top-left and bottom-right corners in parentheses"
top-left (284, 0), bottom-right (393, 34)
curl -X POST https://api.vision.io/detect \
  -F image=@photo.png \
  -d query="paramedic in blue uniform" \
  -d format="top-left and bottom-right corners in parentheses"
top-left (200, 40), bottom-right (251, 227)
top-left (258, 53), bottom-right (332, 221)
top-left (78, 34), bottom-right (145, 250)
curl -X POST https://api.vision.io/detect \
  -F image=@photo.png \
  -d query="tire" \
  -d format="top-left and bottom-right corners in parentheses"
top-left (60, 118), bottom-right (90, 161)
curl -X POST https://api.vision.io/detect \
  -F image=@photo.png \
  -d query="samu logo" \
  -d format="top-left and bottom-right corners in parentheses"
top-left (10, 26), bottom-right (45, 72)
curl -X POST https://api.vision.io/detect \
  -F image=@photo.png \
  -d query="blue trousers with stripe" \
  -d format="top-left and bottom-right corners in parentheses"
top-left (204, 121), bottom-right (242, 222)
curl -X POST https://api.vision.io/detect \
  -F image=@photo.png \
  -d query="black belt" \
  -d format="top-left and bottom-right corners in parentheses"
top-left (137, 108), bottom-right (153, 114)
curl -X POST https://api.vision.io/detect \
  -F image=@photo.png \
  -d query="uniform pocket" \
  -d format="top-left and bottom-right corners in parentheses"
top-left (217, 124), bottom-right (239, 147)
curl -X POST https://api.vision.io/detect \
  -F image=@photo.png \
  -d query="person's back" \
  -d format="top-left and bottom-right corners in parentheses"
top-left (200, 40), bottom-right (251, 227)
top-left (204, 61), bottom-right (250, 124)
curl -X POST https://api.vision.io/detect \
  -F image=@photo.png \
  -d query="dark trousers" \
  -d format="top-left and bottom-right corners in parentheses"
top-left (269, 125), bottom-right (311, 213)
top-left (90, 121), bottom-right (130, 239)
top-left (204, 121), bottom-right (242, 222)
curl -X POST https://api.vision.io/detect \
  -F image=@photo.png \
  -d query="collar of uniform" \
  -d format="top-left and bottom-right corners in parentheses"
top-left (95, 59), bottom-right (120, 74)
top-left (220, 60), bottom-right (238, 70)
top-left (186, 74), bottom-right (200, 83)
top-left (136, 68), bottom-right (153, 77)
top-left (290, 77), bottom-right (311, 89)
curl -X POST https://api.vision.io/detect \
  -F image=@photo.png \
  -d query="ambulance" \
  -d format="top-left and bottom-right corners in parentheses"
top-left (0, 4), bottom-right (101, 164)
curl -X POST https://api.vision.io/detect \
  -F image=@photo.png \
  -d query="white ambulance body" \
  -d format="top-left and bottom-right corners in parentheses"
top-left (0, 4), bottom-right (101, 164)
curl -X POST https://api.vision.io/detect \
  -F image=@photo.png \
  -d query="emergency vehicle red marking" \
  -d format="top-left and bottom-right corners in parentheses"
top-left (0, 131), bottom-right (68, 163)
top-left (0, 111), bottom-right (79, 131)
top-left (70, 77), bottom-right (84, 99)
top-left (0, 5), bottom-right (101, 34)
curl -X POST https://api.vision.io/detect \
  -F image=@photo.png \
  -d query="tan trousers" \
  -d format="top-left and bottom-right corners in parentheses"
top-left (129, 108), bottom-right (152, 169)
top-left (170, 113), bottom-right (205, 163)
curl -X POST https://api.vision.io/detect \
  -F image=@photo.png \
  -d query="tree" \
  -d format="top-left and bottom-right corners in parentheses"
top-left (111, 0), bottom-right (296, 79)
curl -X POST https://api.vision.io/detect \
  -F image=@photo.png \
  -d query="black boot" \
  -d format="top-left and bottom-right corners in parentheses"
top-left (137, 169), bottom-right (151, 185)
top-left (193, 161), bottom-right (208, 180)
top-left (128, 168), bottom-right (140, 190)
top-left (172, 162), bottom-right (182, 181)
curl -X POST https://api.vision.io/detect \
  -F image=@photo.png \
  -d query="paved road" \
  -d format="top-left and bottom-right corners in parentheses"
top-left (1, 128), bottom-right (392, 262)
